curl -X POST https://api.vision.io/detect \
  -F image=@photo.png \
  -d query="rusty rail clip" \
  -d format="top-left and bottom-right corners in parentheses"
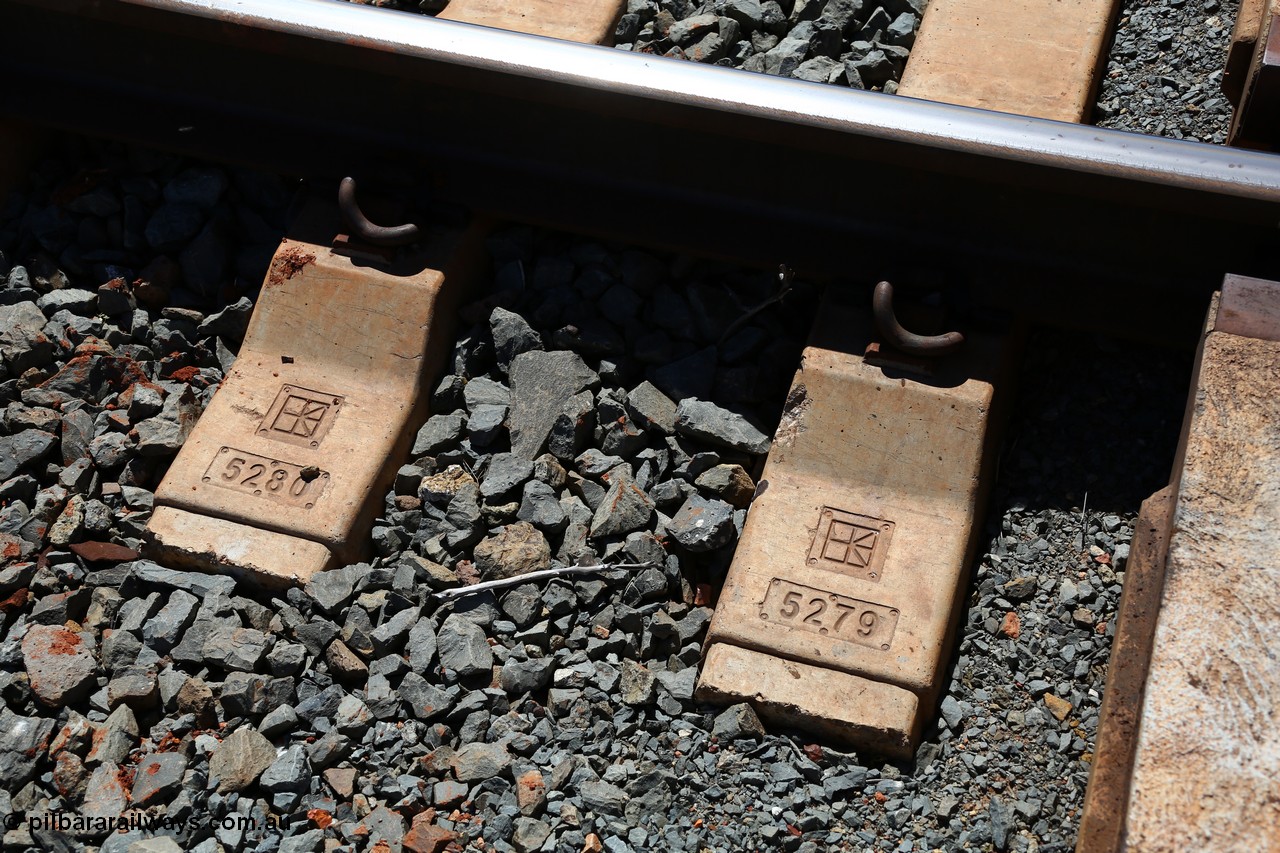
top-left (337, 177), bottom-right (420, 247)
top-left (872, 281), bottom-right (965, 357)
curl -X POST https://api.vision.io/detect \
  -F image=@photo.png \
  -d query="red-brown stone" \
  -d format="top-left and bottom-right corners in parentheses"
top-left (0, 588), bottom-right (28, 613)
top-left (1000, 611), bottom-right (1021, 639)
top-left (69, 541), bottom-right (142, 563)
top-left (404, 813), bottom-right (457, 853)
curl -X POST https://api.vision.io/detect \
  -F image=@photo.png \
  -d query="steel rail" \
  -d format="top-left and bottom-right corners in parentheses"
top-left (1, 0), bottom-right (1278, 342)
top-left (101, 0), bottom-right (1280, 201)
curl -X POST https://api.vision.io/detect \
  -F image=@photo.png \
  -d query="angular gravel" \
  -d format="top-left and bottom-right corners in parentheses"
top-left (1095, 0), bottom-right (1242, 142)
top-left (0, 136), bottom-right (1191, 852)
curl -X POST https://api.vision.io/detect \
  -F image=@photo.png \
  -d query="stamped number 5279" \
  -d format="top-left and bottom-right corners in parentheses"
top-left (761, 578), bottom-right (899, 651)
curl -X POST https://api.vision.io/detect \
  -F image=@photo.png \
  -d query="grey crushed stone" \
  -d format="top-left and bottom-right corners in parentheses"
top-left (106, 664), bottom-right (158, 709)
top-left (1095, 0), bottom-right (1241, 142)
top-left (412, 412), bottom-right (467, 456)
top-left (626, 379), bottom-right (678, 434)
top-left (462, 375), bottom-right (510, 410)
top-left (451, 740), bottom-right (512, 781)
top-left (518, 478), bottom-right (569, 533)
top-left (202, 623), bottom-right (270, 672)
top-left (407, 614), bottom-right (438, 670)
top-left (124, 560), bottom-right (236, 599)
top-left (479, 451), bottom-right (535, 499)
top-left (589, 468), bottom-right (656, 537)
top-left (712, 701), bottom-right (767, 740)
top-left (0, 709), bottom-right (56, 785)
top-left (436, 613), bottom-right (496, 676)
top-left (668, 493), bottom-right (739, 551)
top-left (140, 589), bottom-right (198, 650)
top-left (259, 743), bottom-right (311, 805)
top-left (0, 140), bottom-right (1192, 853)
top-left (208, 727), bottom-right (277, 793)
top-left (490, 305), bottom-right (544, 370)
top-left (674, 397), bottom-right (771, 453)
top-left (508, 349), bottom-right (601, 459)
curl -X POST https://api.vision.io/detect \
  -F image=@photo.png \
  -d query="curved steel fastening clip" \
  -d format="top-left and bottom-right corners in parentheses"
top-left (338, 177), bottom-right (420, 247)
top-left (872, 281), bottom-right (965, 357)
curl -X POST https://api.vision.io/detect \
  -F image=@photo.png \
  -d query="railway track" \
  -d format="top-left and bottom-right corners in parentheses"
top-left (4, 0), bottom-right (1280, 332)
top-left (0, 1), bottom-right (1278, 852)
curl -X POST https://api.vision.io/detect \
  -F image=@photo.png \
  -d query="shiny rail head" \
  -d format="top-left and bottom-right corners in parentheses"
top-left (105, 0), bottom-right (1280, 201)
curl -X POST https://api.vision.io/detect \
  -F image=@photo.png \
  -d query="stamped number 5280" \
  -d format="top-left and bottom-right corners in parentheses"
top-left (203, 447), bottom-right (328, 509)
